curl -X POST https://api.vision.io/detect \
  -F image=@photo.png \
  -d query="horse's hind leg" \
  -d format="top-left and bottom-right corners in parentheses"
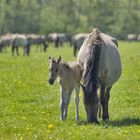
top-left (63, 91), bottom-right (72, 120)
top-left (74, 85), bottom-right (80, 121)
top-left (100, 86), bottom-right (112, 120)
top-left (11, 45), bottom-right (14, 56)
top-left (16, 46), bottom-right (19, 56)
top-left (60, 87), bottom-right (65, 121)
top-left (104, 86), bottom-right (112, 120)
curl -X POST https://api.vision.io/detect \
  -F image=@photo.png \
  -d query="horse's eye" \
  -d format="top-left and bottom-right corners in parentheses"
top-left (56, 69), bottom-right (58, 72)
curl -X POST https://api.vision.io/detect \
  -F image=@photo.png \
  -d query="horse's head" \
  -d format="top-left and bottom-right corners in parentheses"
top-left (80, 83), bottom-right (99, 123)
top-left (48, 56), bottom-right (61, 85)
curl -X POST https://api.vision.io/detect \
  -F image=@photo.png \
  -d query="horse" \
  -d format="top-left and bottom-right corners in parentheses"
top-left (137, 34), bottom-right (140, 41)
top-left (26, 34), bottom-right (48, 52)
top-left (72, 33), bottom-right (89, 56)
top-left (48, 56), bottom-right (82, 121)
top-left (12, 34), bottom-right (30, 56)
top-left (47, 33), bottom-right (71, 48)
top-left (57, 33), bottom-right (72, 47)
top-left (127, 34), bottom-right (137, 41)
top-left (0, 34), bottom-right (14, 53)
top-left (78, 28), bottom-right (122, 123)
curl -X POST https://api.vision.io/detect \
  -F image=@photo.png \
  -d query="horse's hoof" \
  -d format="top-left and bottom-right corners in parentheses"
top-left (102, 116), bottom-right (109, 121)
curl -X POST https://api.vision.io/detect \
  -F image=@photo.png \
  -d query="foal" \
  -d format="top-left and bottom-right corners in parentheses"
top-left (48, 56), bottom-right (82, 121)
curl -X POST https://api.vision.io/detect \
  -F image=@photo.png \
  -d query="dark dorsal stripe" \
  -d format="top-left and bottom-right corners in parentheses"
top-left (83, 29), bottom-right (101, 97)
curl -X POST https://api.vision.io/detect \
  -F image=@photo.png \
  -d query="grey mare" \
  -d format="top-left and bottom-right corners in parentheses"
top-left (78, 28), bottom-right (122, 123)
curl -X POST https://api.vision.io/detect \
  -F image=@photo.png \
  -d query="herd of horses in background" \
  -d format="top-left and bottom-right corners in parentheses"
top-left (0, 33), bottom-right (140, 57)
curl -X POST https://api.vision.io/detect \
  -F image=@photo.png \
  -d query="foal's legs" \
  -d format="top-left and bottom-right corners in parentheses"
top-left (74, 85), bottom-right (80, 121)
top-left (100, 86), bottom-right (112, 120)
top-left (63, 91), bottom-right (72, 120)
top-left (60, 87), bottom-right (65, 121)
top-left (60, 87), bottom-right (72, 121)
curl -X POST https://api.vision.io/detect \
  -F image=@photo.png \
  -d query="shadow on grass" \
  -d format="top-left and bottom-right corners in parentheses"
top-left (108, 117), bottom-right (140, 127)
top-left (76, 117), bottom-right (140, 127)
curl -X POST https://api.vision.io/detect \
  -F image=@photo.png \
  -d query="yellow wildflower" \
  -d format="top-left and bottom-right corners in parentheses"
top-left (48, 124), bottom-right (53, 130)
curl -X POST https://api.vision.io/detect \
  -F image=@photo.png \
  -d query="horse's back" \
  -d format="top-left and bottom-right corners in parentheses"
top-left (67, 62), bottom-right (82, 84)
top-left (13, 34), bottom-right (28, 46)
top-left (100, 33), bottom-right (118, 47)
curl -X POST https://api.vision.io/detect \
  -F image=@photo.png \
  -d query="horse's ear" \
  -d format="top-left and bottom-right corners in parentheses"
top-left (57, 56), bottom-right (61, 64)
top-left (48, 56), bottom-right (51, 60)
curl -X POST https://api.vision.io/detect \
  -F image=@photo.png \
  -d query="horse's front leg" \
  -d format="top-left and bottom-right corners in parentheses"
top-left (60, 87), bottom-right (65, 121)
top-left (74, 85), bottom-right (80, 122)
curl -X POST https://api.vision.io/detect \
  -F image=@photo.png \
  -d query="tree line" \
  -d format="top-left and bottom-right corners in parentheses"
top-left (0, 0), bottom-right (140, 39)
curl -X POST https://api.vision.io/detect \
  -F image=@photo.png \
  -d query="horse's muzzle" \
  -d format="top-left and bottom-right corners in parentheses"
top-left (48, 79), bottom-right (54, 85)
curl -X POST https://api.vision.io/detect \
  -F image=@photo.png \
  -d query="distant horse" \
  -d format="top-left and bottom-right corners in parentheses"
top-left (48, 56), bottom-right (82, 121)
top-left (57, 33), bottom-right (72, 47)
top-left (78, 28), bottom-right (122, 123)
top-left (127, 34), bottom-right (137, 41)
top-left (0, 34), bottom-right (13, 53)
top-left (26, 34), bottom-right (48, 52)
top-left (72, 33), bottom-right (89, 56)
top-left (137, 34), bottom-right (140, 41)
top-left (47, 33), bottom-right (71, 47)
top-left (12, 34), bottom-right (30, 56)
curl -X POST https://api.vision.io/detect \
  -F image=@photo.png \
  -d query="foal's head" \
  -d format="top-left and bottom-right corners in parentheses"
top-left (48, 56), bottom-right (61, 85)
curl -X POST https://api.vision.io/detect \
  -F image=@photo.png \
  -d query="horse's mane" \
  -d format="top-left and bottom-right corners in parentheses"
top-left (63, 63), bottom-right (70, 69)
top-left (83, 28), bottom-right (102, 89)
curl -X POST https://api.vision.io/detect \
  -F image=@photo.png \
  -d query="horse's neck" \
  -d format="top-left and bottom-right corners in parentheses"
top-left (58, 63), bottom-right (67, 80)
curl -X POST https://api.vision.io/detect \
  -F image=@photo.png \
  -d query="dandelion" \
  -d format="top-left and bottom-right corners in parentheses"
top-left (48, 124), bottom-right (53, 130)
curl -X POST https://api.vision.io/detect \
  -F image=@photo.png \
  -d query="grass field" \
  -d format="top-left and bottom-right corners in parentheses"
top-left (0, 41), bottom-right (140, 140)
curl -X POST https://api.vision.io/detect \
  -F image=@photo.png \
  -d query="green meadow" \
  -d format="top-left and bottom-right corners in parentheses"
top-left (0, 41), bottom-right (140, 140)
